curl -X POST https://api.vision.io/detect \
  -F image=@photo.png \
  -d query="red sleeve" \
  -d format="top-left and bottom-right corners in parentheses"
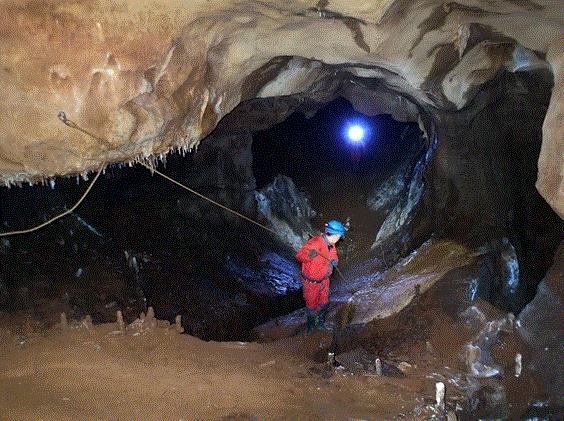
top-left (296, 237), bottom-right (320, 263)
top-left (329, 245), bottom-right (338, 263)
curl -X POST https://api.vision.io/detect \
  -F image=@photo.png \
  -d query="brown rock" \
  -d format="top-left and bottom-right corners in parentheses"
top-left (0, 1), bottom-right (560, 218)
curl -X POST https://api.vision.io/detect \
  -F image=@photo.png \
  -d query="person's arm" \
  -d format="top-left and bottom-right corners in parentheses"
top-left (329, 247), bottom-right (339, 267)
top-left (295, 238), bottom-right (319, 263)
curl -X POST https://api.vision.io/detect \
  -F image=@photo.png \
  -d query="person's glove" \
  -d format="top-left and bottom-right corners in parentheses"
top-left (308, 249), bottom-right (318, 258)
top-left (330, 259), bottom-right (338, 268)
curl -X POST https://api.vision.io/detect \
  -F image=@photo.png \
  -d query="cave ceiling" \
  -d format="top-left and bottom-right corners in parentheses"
top-left (0, 0), bottom-right (562, 216)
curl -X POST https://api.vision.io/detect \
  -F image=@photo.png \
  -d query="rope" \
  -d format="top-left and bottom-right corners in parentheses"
top-left (380, 244), bottom-right (388, 268)
top-left (0, 113), bottom-right (110, 237)
top-left (2, 111), bottom-right (349, 282)
top-left (0, 164), bottom-right (105, 237)
top-left (143, 161), bottom-right (348, 281)
top-left (57, 112), bottom-right (114, 150)
top-left (139, 165), bottom-right (347, 281)
top-left (141, 163), bottom-right (348, 280)
top-left (139, 162), bottom-right (279, 237)
top-left (329, 261), bottom-right (346, 282)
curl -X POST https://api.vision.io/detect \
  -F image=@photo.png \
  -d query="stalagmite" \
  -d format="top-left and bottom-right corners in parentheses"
top-left (146, 306), bottom-right (157, 329)
top-left (515, 353), bottom-right (522, 378)
top-left (375, 358), bottom-right (382, 376)
top-left (435, 382), bottom-right (445, 411)
top-left (60, 312), bottom-right (68, 331)
top-left (83, 315), bottom-right (93, 330)
top-left (506, 313), bottom-right (515, 331)
top-left (116, 310), bottom-right (125, 334)
top-left (175, 315), bottom-right (184, 334)
top-left (327, 352), bottom-right (335, 368)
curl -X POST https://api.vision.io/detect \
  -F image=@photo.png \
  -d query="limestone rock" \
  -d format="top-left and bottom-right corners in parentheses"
top-left (0, 0), bottom-right (561, 217)
top-left (254, 175), bottom-right (316, 250)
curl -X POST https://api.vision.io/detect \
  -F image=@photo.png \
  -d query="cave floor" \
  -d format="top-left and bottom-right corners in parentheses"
top-left (0, 321), bottom-right (443, 420)
top-left (0, 238), bottom-right (546, 420)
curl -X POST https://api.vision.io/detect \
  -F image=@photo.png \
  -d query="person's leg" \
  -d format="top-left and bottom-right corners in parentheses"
top-left (303, 281), bottom-right (321, 335)
top-left (305, 307), bottom-right (317, 335)
top-left (315, 279), bottom-right (331, 331)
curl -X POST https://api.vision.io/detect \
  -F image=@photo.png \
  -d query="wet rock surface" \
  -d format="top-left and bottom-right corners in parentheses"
top-left (253, 239), bottom-right (476, 339)
top-left (254, 175), bottom-right (316, 250)
top-left (254, 238), bottom-right (563, 419)
top-left (371, 137), bottom-right (432, 250)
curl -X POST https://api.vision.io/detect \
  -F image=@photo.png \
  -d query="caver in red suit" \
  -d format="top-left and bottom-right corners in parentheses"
top-left (295, 235), bottom-right (338, 310)
top-left (295, 220), bottom-right (347, 334)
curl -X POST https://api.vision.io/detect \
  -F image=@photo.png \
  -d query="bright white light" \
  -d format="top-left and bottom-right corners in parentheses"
top-left (347, 125), bottom-right (365, 142)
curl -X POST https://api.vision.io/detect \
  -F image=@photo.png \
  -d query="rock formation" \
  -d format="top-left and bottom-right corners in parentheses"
top-left (0, 0), bottom-right (562, 218)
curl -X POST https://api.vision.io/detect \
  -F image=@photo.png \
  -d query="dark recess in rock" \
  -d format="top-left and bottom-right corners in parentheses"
top-left (240, 56), bottom-right (294, 101)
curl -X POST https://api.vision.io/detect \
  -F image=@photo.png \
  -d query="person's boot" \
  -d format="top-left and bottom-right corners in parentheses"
top-left (306, 314), bottom-right (316, 336)
top-left (316, 306), bottom-right (332, 332)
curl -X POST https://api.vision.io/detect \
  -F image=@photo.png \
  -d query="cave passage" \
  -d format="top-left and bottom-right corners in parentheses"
top-left (0, 74), bottom-right (561, 346)
top-left (1, 4), bottom-right (563, 418)
top-left (0, 160), bottom-right (303, 342)
top-left (252, 97), bottom-right (425, 258)
top-left (0, 96), bottom-right (427, 342)
top-left (252, 97), bottom-right (420, 190)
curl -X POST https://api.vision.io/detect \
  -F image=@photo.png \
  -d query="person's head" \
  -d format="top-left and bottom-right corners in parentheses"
top-left (324, 220), bottom-right (348, 245)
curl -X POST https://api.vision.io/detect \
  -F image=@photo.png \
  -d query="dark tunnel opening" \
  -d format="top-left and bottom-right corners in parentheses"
top-left (0, 158), bottom-right (303, 342)
top-left (251, 97), bottom-right (426, 261)
top-left (252, 97), bottom-right (422, 190)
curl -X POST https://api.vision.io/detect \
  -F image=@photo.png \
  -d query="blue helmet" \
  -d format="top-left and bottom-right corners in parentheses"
top-left (324, 219), bottom-right (348, 237)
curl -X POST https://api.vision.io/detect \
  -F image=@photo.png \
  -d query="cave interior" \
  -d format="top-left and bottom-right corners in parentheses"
top-left (1, 58), bottom-right (563, 420)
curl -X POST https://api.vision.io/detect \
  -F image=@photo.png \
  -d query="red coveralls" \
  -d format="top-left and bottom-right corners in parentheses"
top-left (295, 235), bottom-right (338, 311)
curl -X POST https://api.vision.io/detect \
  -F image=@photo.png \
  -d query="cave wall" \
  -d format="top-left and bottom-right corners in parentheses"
top-left (426, 70), bottom-right (562, 311)
top-left (518, 243), bottom-right (564, 406)
top-left (0, 0), bottom-right (561, 218)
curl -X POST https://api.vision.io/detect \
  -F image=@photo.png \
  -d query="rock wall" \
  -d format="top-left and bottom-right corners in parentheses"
top-left (0, 0), bottom-right (562, 217)
top-left (371, 134), bottom-right (433, 249)
top-left (423, 70), bottom-right (562, 309)
top-left (255, 175), bottom-right (317, 250)
top-left (518, 243), bottom-right (564, 407)
top-left (430, 70), bottom-right (555, 230)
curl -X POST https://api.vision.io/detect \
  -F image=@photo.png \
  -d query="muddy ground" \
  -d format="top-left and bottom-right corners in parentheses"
top-left (0, 317), bottom-right (448, 421)
top-left (1, 284), bottom-right (554, 421)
